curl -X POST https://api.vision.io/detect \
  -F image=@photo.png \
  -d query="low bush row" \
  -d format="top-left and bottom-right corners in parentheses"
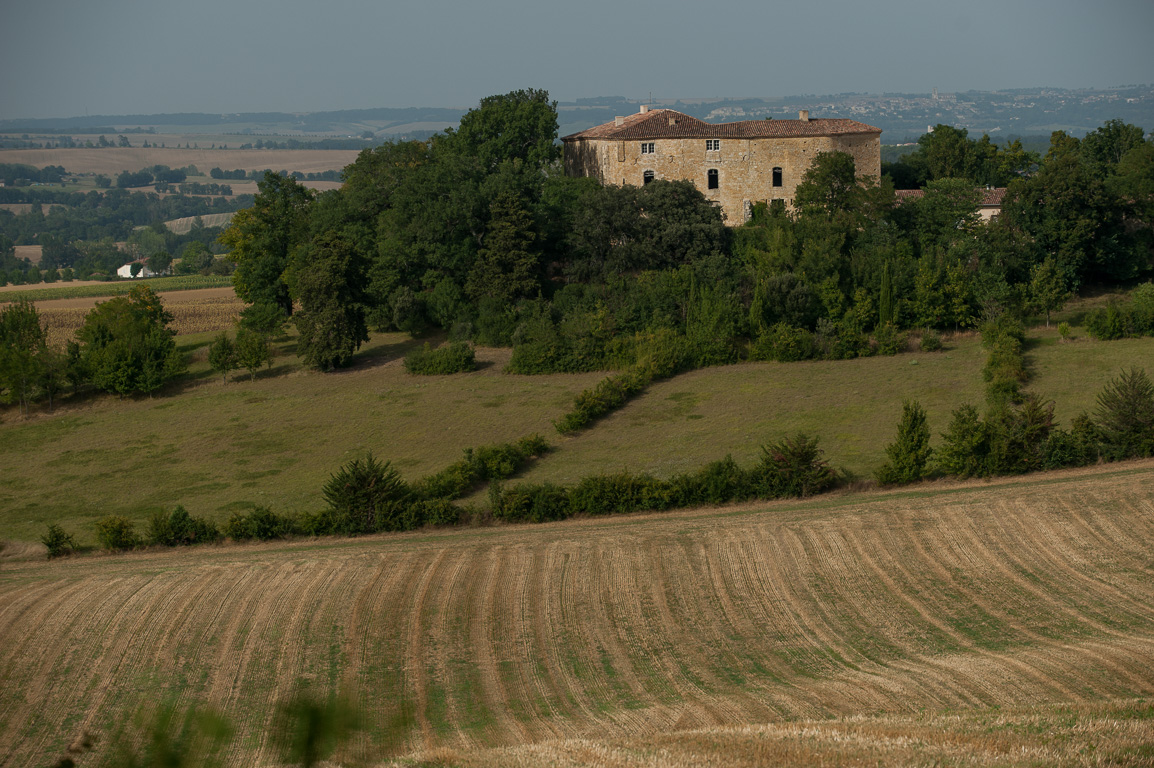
top-left (748, 320), bottom-right (911, 363)
top-left (1085, 282), bottom-right (1154, 340)
top-left (980, 315), bottom-right (1028, 407)
top-left (491, 434), bottom-right (838, 523)
top-left (875, 368), bottom-right (1153, 487)
top-left (41, 436), bottom-right (551, 556)
top-left (42, 432), bottom-right (842, 557)
top-left (411, 435), bottom-right (550, 500)
top-left (554, 366), bottom-right (651, 434)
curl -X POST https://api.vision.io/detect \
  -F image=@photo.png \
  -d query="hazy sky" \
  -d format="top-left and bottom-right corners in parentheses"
top-left (2, 0), bottom-right (1152, 119)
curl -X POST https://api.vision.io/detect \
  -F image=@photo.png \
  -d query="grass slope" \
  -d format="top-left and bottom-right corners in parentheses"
top-left (0, 328), bottom-right (1149, 544)
top-left (0, 337), bottom-right (603, 542)
top-left (1, 463), bottom-right (1152, 766)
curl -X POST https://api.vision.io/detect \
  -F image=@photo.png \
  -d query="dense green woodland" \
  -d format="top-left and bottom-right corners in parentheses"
top-left (217, 89), bottom-right (1152, 373)
top-left (0, 185), bottom-right (249, 281)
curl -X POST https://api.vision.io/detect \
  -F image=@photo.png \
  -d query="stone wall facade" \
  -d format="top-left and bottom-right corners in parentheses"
top-left (563, 109), bottom-right (882, 225)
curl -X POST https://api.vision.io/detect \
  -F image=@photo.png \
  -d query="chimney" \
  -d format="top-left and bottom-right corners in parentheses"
top-left (640, 105), bottom-right (649, 114)
top-left (799, 110), bottom-right (810, 121)
top-left (615, 116), bottom-right (625, 127)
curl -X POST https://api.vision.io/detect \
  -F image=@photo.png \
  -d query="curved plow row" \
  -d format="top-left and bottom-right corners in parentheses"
top-left (1, 464), bottom-right (1152, 766)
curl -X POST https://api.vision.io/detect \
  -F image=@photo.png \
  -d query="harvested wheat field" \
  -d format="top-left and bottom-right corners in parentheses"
top-left (30, 286), bottom-right (242, 346)
top-left (1, 462), bottom-right (1153, 766)
top-left (0, 148), bottom-right (360, 176)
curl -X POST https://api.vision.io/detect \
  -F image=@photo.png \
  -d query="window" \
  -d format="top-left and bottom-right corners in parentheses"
top-left (706, 139), bottom-right (720, 152)
top-left (772, 167), bottom-right (783, 187)
top-left (641, 142), bottom-right (655, 154)
top-left (643, 170), bottom-right (655, 185)
top-left (707, 169), bottom-right (719, 190)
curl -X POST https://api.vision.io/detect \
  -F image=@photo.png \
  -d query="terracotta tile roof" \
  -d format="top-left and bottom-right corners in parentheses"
top-left (894, 187), bottom-right (1007, 206)
top-left (894, 189), bottom-right (924, 202)
top-left (979, 187), bottom-right (1007, 206)
top-left (562, 109), bottom-right (881, 141)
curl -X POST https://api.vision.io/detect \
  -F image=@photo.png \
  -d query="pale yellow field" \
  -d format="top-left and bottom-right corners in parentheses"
top-left (1, 462), bottom-right (1152, 766)
top-left (12, 245), bottom-right (41, 264)
top-left (0, 147), bottom-right (360, 176)
top-left (31, 286), bottom-right (242, 346)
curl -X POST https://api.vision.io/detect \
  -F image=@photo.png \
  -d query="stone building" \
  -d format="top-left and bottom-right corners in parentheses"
top-left (562, 106), bottom-right (882, 224)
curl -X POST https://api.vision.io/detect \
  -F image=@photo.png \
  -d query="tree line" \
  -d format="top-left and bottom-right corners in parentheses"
top-left (218, 88), bottom-right (1153, 375)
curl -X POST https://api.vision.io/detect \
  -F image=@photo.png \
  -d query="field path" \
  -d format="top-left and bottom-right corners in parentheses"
top-left (1, 462), bottom-right (1153, 766)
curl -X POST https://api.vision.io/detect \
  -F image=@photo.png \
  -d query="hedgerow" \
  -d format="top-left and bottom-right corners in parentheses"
top-left (412, 435), bottom-right (550, 500)
top-left (1085, 283), bottom-right (1154, 340)
top-left (491, 433), bottom-right (839, 523)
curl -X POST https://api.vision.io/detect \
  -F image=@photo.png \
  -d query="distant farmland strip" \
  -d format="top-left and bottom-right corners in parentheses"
top-left (1, 464), bottom-right (1151, 766)
top-left (164, 211), bottom-right (236, 233)
top-left (0, 275), bottom-right (232, 304)
top-left (19, 285), bottom-right (241, 346)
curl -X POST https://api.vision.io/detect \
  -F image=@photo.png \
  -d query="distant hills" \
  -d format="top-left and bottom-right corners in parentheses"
top-left (2, 86), bottom-right (1151, 144)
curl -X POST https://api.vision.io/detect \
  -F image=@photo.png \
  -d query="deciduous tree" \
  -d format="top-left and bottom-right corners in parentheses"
top-left (221, 172), bottom-right (313, 319)
top-left (292, 233), bottom-right (369, 371)
top-left (76, 285), bottom-right (183, 397)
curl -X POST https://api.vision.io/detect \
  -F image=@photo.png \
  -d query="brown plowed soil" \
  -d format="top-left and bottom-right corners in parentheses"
top-left (1, 461), bottom-right (1152, 766)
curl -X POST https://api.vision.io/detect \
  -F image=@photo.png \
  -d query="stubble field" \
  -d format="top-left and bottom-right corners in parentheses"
top-left (0, 147), bottom-right (361, 177)
top-left (23, 285), bottom-right (243, 347)
top-left (1, 463), bottom-right (1152, 766)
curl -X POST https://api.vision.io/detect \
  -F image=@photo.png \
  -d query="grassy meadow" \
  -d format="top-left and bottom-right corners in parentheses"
top-left (1, 307), bottom-right (1150, 544)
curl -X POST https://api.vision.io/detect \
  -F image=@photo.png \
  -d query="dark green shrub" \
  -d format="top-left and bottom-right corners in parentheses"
top-left (1041, 413), bottom-right (1102, 469)
top-left (207, 331), bottom-right (238, 384)
top-left (567, 472), bottom-right (671, 516)
top-left (750, 322), bottom-right (817, 362)
top-left (472, 442), bottom-right (527, 478)
top-left (1131, 283), bottom-right (1154, 334)
top-left (1094, 367), bottom-right (1154, 460)
top-left (147, 506), bottom-right (221, 547)
top-left (919, 330), bottom-right (943, 352)
top-left (492, 482), bottom-right (570, 523)
top-left (873, 322), bottom-right (907, 356)
top-left (1085, 304), bottom-right (1126, 340)
top-left (935, 404), bottom-right (992, 478)
top-left (402, 341), bottom-right (476, 375)
top-left (633, 327), bottom-right (694, 378)
top-left (223, 506), bottom-right (296, 541)
top-left (668, 455), bottom-right (753, 506)
top-left (413, 461), bottom-right (476, 501)
top-left (1085, 285), bottom-right (1154, 340)
top-left (42, 523), bottom-right (77, 558)
top-left (321, 454), bottom-right (411, 534)
top-left (986, 393), bottom-right (1056, 475)
top-left (473, 296), bottom-right (516, 346)
top-left (820, 320), bottom-right (872, 360)
top-left (875, 401), bottom-right (933, 486)
top-left (412, 498), bottom-right (462, 527)
top-left (95, 515), bottom-right (140, 551)
top-left (753, 434), bottom-right (836, 498)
